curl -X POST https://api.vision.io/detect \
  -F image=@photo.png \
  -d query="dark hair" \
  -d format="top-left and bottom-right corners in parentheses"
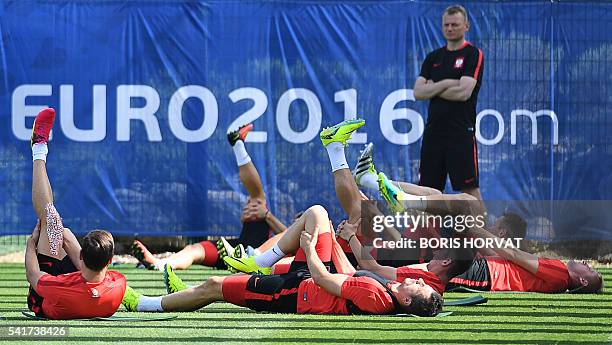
top-left (432, 242), bottom-right (475, 280)
top-left (444, 4), bottom-right (468, 21)
top-left (403, 290), bottom-right (444, 317)
top-left (574, 272), bottom-right (604, 294)
top-left (500, 212), bottom-right (527, 238)
top-left (81, 230), bottom-right (114, 271)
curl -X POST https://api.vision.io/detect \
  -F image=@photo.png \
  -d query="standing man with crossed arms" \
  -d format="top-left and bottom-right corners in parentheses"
top-left (413, 5), bottom-right (484, 202)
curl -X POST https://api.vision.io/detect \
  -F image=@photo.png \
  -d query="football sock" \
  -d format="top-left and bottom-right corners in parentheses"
top-left (254, 243), bottom-right (286, 267)
top-left (232, 141), bottom-right (251, 167)
top-left (32, 143), bottom-right (48, 162)
top-left (325, 142), bottom-right (348, 172)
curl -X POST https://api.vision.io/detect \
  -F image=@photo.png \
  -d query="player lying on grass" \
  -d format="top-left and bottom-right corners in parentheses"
top-left (122, 205), bottom-right (443, 316)
top-left (131, 123), bottom-right (289, 271)
top-left (26, 108), bottom-right (126, 320)
top-left (449, 225), bottom-right (604, 293)
top-left (223, 119), bottom-right (473, 295)
top-left (373, 173), bottom-right (604, 293)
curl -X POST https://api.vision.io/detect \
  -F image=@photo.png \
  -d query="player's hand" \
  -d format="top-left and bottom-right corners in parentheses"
top-left (337, 220), bottom-right (359, 241)
top-left (31, 220), bottom-right (41, 244)
top-left (241, 198), bottom-right (268, 222)
top-left (300, 226), bottom-right (319, 250)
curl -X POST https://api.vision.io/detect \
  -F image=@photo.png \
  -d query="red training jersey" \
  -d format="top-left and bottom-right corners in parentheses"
top-left (297, 276), bottom-right (395, 315)
top-left (487, 257), bottom-right (570, 293)
top-left (396, 266), bottom-right (445, 295)
top-left (35, 270), bottom-right (127, 320)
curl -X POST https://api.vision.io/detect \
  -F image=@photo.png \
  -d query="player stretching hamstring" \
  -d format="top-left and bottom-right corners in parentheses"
top-left (26, 108), bottom-right (126, 319)
top-left (131, 123), bottom-right (288, 271)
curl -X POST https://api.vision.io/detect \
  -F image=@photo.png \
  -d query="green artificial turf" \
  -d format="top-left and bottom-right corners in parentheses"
top-left (0, 263), bottom-right (610, 344)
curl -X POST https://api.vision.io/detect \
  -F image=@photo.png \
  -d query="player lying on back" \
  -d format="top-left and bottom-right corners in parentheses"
top-left (26, 108), bottom-right (126, 320)
top-left (131, 123), bottom-right (290, 271)
top-left (373, 172), bottom-right (604, 293)
top-left (450, 225), bottom-right (604, 293)
top-left (122, 205), bottom-right (443, 316)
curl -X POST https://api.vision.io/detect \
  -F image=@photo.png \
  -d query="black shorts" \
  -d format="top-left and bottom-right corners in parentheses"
top-left (287, 259), bottom-right (335, 274)
top-left (232, 220), bottom-right (271, 248)
top-left (343, 251), bottom-right (359, 269)
top-left (28, 254), bottom-right (79, 317)
top-left (445, 257), bottom-right (491, 291)
top-left (419, 132), bottom-right (479, 192)
top-left (223, 271), bottom-right (310, 313)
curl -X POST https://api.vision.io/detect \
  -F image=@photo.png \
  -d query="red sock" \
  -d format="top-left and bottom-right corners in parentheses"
top-left (199, 241), bottom-right (220, 267)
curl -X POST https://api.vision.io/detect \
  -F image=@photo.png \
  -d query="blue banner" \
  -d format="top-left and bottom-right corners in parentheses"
top-left (1, 1), bottom-right (611, 241)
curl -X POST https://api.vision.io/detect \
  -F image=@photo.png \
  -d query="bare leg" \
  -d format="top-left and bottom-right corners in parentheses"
top-left (161, 276), bottom-right (225, 311)
top-left (461, 187), bottom-right (487, 216)
top-left (239, 161), bottom-right (265, 200)
top-left (275, 205), bottom-right (331, 254)
top-left (134, 241), bottom-right (206, 270)
top-left (166, 244), bottom-right (207, 269)
top-left (395, 181), bottom-right (442, 196)
top-left (332, 169), bottom-right (362, 223)
top-left (32, 160), bottom-right (52, 220)
top-left (423, 193), bottom-right (481, 217)
top-left (32, 160), bottom-right (61, 259)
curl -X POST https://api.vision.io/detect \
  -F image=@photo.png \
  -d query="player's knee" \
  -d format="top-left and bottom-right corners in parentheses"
top-left (306, 205), bottom-right (328, 218)
top-left (460, 188), bottom-right (481, 200)
top-left (185, 243), bottom-right (198, 251)
top-left (207, 276), bottom-right (224, 289)
top-left (455, 193), bottom-right (480, 216)
top-left (200, 276), bottom-right (223, 292)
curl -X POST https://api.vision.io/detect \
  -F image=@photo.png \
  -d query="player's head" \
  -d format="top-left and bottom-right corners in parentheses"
top-left (442, 5), bottom-right (469, 42)
top-left (490, 212), bottom-right (527, 239)
top-left (81, 230), bottom-right (115, 272)
top-left (392, 278), bottom-right (443, 317)
top-left (429, 245), bottom-right (475, 281)
top-left (567, 260), bottom-right (603, 293)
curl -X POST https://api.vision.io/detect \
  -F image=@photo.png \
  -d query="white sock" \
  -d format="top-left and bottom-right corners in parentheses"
top-left (325, 142), bottom-right (348, 172)
top-left (137, 296), bottom-right (164, 312)
top-left (155, 259), bottom-right (167, 272)
top-left (254, 244), bottom-right (285, 267)
top-left (32, 143), bottom-right (48, 162)
top-left (358, 172), bottom-right (379, 190)
top-left (232, 141), bottom-right (251, 167)
top-left (246, 246), bottom-right (257, 257)
top-left (399, 193), bottom-right (427, 211)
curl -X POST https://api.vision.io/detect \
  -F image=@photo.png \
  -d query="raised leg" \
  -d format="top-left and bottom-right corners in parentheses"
top-left (275, 205), bottom-right (332, 254)
top-left (239, 161), bottom-right (265, 201)
top-left (31, 108), bottom-right (62, 259)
